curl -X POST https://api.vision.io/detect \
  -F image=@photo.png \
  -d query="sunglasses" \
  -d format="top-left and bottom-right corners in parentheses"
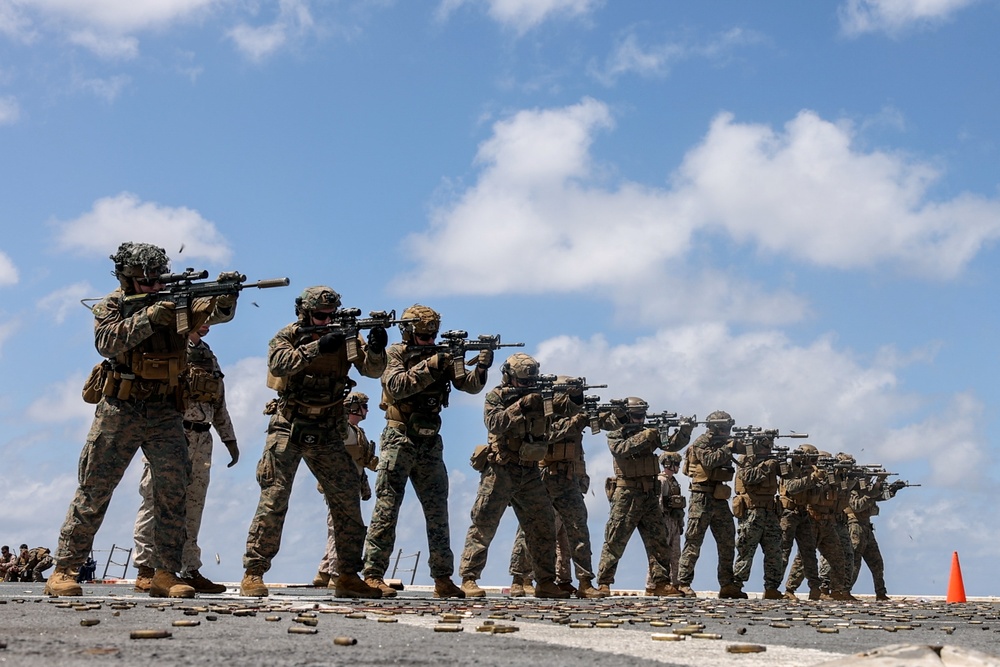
top-left (135, 277), bottom-right (163, 287)
top-left (414, 332), bottom-right (436, 342)
top-left (311, 311), bottom-right (336, 321)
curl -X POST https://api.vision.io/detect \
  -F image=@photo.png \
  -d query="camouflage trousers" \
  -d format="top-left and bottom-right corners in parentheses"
top-left (733, 507), bottom-right (784, 591)
top-left (459, 462), bottom-right (557, 583)
top-left (363, 427), bottom-right (454, 579)
top-left (780, 508), bottom-right (819, 592)
top-left (849, 520), bottom-right (887, 596)
top-left (509, 468), bottom-right (595, 583)
top-left (56, 398), bottom-right (189, 572)
top-left (598, 481), bottom-right (672, 586)
top-left (645, 514), bottom-right (682, 589)
top-left (509, 511), bottom-right (571, 583)
top-left (817, 521), bottom-right (854, 592)
top-left (677, 490), bottom-right (735, 587)
top-left (244, 413), bottom-right (364, 576)
top-left (786, 516), bottom-right (847, 593)
top-left (134, 427), bottom-right (214, 575)
top-left (317, 505), bottom-right (341, 577)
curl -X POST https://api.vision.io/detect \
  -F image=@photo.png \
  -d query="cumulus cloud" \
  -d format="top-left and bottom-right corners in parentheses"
top-left (591, 27), bottom-right (766, 85)
top-left (26, 371), bottom-right (100, 428)
top-left (0, 248), bottom-right (18, 285)
top-left (533, 324), bottom-right (990, 487)
top-left (839, 0), bottom-right (979, 36)
top-left (0, 95), bottom-right (20, 124)
top-left (226, 0), bottom-right (315, 63)
top-left (12, 0), bottom-right (221, 34)
top-left (395, 99), bottom-right (1000, 313)
top-left (53, 192), bottom-right (233, 265)
top-left (437, 0), bottom-right (601, 34)
top-left (68, 29), bottom-right (139, 60)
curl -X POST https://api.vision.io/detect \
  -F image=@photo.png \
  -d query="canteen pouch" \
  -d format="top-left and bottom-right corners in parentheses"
top-left (731, 493), bottom-right (748, 519)
top-left (131, 350), bottom-right (184, 383)
top-left (470, 445), bottom-right (489, 472)
top-left (713, 483), bottom-right (732, 500)
top-left (82, 361), bottom-right (110, 404)
top-left (605, 477), bottom-right (616, 502)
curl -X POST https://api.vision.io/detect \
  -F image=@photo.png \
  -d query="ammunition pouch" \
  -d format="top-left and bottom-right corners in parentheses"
top-left (406, 412), bottom-right (442, 439)
top-left (732, 493), bottom-right (748, 520)
top-left (82, 360), bottom-right (112, 404)
top-left (667, 494), bottom-right (686, 510)
top-left (713, 483), bottom-right (732, 500)
top-left (289, 421), bottom-right (327, 448)
top-left (708, 466), bottom-right (735, 483)
top-left (515, 437), bottom-right (548, 463)
top-left (131, 350), bottom-right (185, 385)
top-left (186, 367), bottom-right (222, 402)
top-left (470, 445), bottom-right (489, 472)
top-left (546, 440), bottom-right (581, 462)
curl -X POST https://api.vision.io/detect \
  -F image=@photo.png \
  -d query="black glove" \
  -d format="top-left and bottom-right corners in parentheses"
top-left (367, 326), bottom-right (388, 353)
top-left (318, 331), bottom-right (345, 353)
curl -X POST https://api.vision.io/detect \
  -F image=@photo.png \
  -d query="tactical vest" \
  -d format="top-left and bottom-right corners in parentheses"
top-left (110, 293), bottom-right (188, 401)
top-left (778, 462), bottom-right (815, 509)
top-left (382, 345), bottom-right (451, 423)
top-left (267, 325), bottom-right (354, 420)
top-left (488, 387), bottom-right (549, 463)
top-left (683, 439), bottom-right (735, 484)
top-left (734, 460), bottom-right (779, 508)
top-left (185, 341), bottom-right (223, 402)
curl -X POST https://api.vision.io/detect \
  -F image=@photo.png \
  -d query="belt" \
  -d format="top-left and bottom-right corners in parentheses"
top-left (183, 420), bottom-right (212, 433)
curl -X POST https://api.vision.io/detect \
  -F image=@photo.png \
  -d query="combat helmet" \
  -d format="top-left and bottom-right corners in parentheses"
top-left (295, 286), bottom-right (341, 320)
top-left (794, 443), bottom-right (819, 457)
top-left (705, 409), bottom-right (734, 432)
top-left (501, 353), bottom-right (539, 386)
top-left (400, 304), bottom-right (440, 343)
top-left (345, 391), bottom-right (369, 415)
top-left (110, 242), bottom-right (169, 292)
top-left (624, 396), bottom-right (649, 423)
top-left (659, 451), bottom-right (682, 467)
top-left (836, 452), bottom-right (856, 464)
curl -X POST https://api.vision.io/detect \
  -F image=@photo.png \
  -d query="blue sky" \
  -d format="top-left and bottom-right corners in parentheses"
top-left (2, 0), bottom-right (999, 595)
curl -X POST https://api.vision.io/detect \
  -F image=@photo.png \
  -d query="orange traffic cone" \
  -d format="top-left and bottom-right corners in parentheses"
top-left (946, 551), bottom-right (966, 603)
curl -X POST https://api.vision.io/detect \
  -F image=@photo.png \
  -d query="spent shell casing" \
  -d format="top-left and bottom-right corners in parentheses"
top-left (651, 633), bottom-right (684, 641)
top-left (130, 630), bottom-right (171, 640)
top-left (727, 644), bottom-right (766, 654)
top-left (691, 633), bottom-right (722, 640)
top-left (377, 617), bottom-right (398, 623)
top-left (80, 619), bottom-right (100, 627)
top-left (288, 626), bottom-right (318, 635)
top-left (293, 617), bottom-right (319, 627)
top-left (265, 615), bottom-right (282, 622)
top-left (817, 627), bottom-right (840, 634)
top-left (345, 612), bottom-right (366, 619)
top-left (333, 637), bottom-right (357, 646)
top-left (172, 620), bottom-right (200, 627)
top-left (434, 624), bottom-right (463, 633)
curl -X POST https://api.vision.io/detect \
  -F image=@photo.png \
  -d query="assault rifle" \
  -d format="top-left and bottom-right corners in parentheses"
top-left (434, 330), bottom-right (525, 378)
top-left (583, 396), bottom-right (627, 434)
top-left (301, 308), bottom-right (418, 362)
top-left (529, 376), bottom-right (608, 420)
top-left (731, 426), bottom-right (808, 455)
top-left (123, 268), bottom-right (290, 334)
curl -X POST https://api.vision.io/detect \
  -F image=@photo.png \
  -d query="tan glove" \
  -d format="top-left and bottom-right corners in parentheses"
top-left (146, 301), bottom-right (176, 327)
top-left (215, 292), bottom-right (238, 310)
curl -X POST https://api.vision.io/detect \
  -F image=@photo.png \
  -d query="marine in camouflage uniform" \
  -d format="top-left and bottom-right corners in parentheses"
top-left (645, 451), bottom-right (685, 591)
top-left (784, 451), bottom-right (855, 601)
top-left (508, 377), bottom-right (608, 599)
top-left (133, 324), bottom-right (239, 595)
top-left (676, 410), bottom-right (739, 598)
top-left (731, 436), bottom-right (784, 599)
top-left (46, 242), bottom-right (237, 598)
top-left (458, 354), bottom-right (574, 599)
top-left (362, 305), bottom-right (489, 599)
top-left (315, 392), bottom-right (377, 586)
top-left (779, 444), bottom-right (823, 599)
top-left (847, 471), bottom-right (901, 601)
top-left (598, 397), bottom-right (692, 597)
top-left (240, 286), bottom-right (387, 599)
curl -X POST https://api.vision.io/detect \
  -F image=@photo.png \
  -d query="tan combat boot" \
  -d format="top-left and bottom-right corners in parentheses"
top-left (240, 570), bottom-right (269, 597)
top-left (719, 583), bottom-right (748, 599)
top-left (509, 576), bottom-right (526, 597)
top-left (763, 588), bottom-right (783, 600)
top-left (183, 570), bottom-right (227, 594)
top-left (335, 573), bottom-right (382, 599)
top-left (433, 577), bottom-right (466, 598)
top-left (557, 581), bottom-right (577, 596)
top-left (576, 579), bottom-right (608, 599)
top-left (134, 565), bottom-right (154, 592)
top-left (534, 579), bottom-right (571, 599)
top-left (461, 578), bottom-right (486, 598)
top-left (596, 583), bottom-right (612, 596)
top-left (149, 570), bottom-right (196, 598)
top-left (875, 593), bottom-right (891, 602)
top-left (808, 587), bottom-right (823, 601)
top-left (783, 590), bottom-right (799, 600)
top-left (676, 584), bottom-right (697, 598)
top-left (648, 582), bottom-right (684, 597)
top-left (43, 568), bottom-right (82, 597)
top-left (830, 590), bottom-right (859, 602)
top-left (312, 571), bottom-right (331, 587)
top-left (363, 576), bottom-right (397, 598)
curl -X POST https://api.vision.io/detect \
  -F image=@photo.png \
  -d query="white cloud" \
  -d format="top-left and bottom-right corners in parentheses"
top-left (0, 95), bottom-right (20, 124)
top-left (13, 0), bottom-right (222, 33)
top-left (26, 372), bottom-right (101, 431)
top-left (71, 73), bottom-right (131, 102)
top-left (437, 0), bottom-right (601, 34)
top-left (68, 29), bottom-right (139, 60)
top-left (839, 0), bottom-right (979, 36)
top-left (0, 1), bottom-right (36, 41)
top-left (226, 0), bottom-right (315, 63)
top-left (395, 100), bottom-right (1000, 311)
top-left (0, 248), bottom-right (18, 285)
top-left (53, 192), bottom-right (233, 266)
top-left (36, 282), bottom-right (94, 325)
top-left (591, 27), bottom-right (766, 85)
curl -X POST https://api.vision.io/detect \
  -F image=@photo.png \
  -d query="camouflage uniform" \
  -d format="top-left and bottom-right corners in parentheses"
top-left (52, 244), bottom-right (235, 587)
top-left (363, 340), bottom-right (485, 582)
top-left (645, 462), bottom-right (685, 589)
top-left (779, 450), bottom-right (822, 597)
top-left (677, 430), bottom-right (737, 592)
top-left (598, 422), bottom-right (692, 590)
top-left (785, 464), bottom-right (852, 598)
top-left (732, 445), bottom-right (784, 594)
top-left (242, 318), bottom-right (386, 578)
top-left (319, 419), bottom-right (376, 577)
top-left (847, 478), bottom-right (895, 598)
top-left (133, 335), bottom-right (237, 578)
top-left (459, 381), bottom-right (577, 590)
top-left (509, 408), bottom-right (597, 588)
